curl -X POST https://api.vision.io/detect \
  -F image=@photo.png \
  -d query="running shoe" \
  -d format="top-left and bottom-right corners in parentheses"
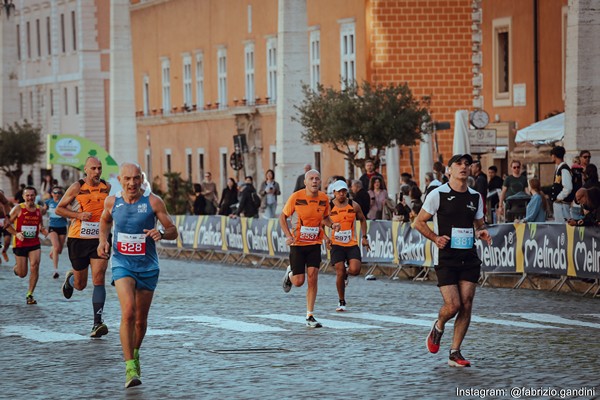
top-left (306, 315), bottom-right (322, 328)
top-left (90, 322), bottom-right (109, 338)
top-left (62, 270), bottom-right (74, 299)
top-left (426, 320), bottom-right (443, 354)
top-left (134, 357), bottom-right (141, 377)
top-left (282, 265), bottom-right (292, 293)
top-left (448, 350), bottom-right (471, 367)
top-left (336, 300), bottom-right (347, 312)
top-left (53, 271), bottom-right (59, 279)
top-left (26, 294), bottom-right (37, 305)
top-left (125, 365), bottom-right (142, 388)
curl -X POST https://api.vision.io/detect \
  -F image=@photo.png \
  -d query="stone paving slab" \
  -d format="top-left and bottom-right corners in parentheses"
top-left (0, 246), bottom-right (599, 399)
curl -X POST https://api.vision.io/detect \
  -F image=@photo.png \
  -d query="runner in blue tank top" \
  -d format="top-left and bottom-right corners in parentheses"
top-left (45, 186), bottom-right (67, 278)
top-left (98, 162), bottom-right (177, 389)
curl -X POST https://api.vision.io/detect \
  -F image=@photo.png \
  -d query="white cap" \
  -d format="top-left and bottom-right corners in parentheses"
top-left (330, 180), bottom-right (349, 192)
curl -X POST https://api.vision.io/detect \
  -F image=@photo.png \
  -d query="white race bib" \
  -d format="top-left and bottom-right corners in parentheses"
top-left (21, 225), bottom-right (37, 239)
top-left (80, 221), bottom-right (100, 238)
top-left (299, 226), bottom-right (320, 242)
top-left (450, 227), bottom-right (474, 249)
top-left (334, 229), bottom-right (352, 244)
top-left (116, 233), bottom-right (147, 256)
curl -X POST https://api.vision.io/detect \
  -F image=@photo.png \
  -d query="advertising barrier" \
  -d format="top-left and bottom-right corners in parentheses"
top-left (159, 216), bottom-right (600, 280)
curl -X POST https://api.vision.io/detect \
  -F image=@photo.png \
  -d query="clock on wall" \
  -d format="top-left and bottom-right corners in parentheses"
top-left (470, 109), bottom-right (490, 129)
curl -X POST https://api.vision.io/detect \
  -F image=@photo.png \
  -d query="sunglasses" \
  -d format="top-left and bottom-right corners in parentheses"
top-left (512, 166), bottom-right (521, 169)
top-left (582, 155), bottom-right (591, 159)
top-left (52, 191), bottom-right (63, 194)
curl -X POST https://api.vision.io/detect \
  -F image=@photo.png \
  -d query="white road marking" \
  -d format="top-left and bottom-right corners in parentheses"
top-left (339, 312), bottom-right (443, 328)
top-left (415, 313), bottom-right (561, 329)
top-left (506, 313), bottom-right (600, 329)
top-left (254, 313), bottom-right (381, 329)
top-left (170, 315), bottom-right (287, 332)
top-left (1, 325), bottom-right (88, 342)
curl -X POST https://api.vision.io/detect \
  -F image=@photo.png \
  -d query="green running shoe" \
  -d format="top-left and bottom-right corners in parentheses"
top-left (125, 365), bottom-right (141, 389)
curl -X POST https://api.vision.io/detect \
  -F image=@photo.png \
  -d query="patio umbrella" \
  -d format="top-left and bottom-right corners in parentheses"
top-left (453, 110), bottom-right (471, 155)
top-left (419, 134), bottom-right (433, 192)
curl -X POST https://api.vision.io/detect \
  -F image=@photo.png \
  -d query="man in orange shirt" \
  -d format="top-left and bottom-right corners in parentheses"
top-left (279, 169), bottom-right (341, 328)
top-left (326, 180), bottom-right (370, 312)
top-left (56, 156), bottom-right (111, 338)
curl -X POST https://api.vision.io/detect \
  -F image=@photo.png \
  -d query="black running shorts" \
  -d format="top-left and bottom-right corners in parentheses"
top-left (68, 237), bottom-right (110, 271)
top-left (330, 244), bottom-right (361, 265)
top-left (434, 264), bottom-right (481, 287)
top-left (289, 244), bottom-right (321, 275)
top-left (13, 244), bottom-right (41, 257)
top-left (48, 226), bottom-right (67, 235)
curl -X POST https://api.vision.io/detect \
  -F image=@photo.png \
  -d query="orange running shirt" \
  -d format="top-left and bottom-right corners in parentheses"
top-left (68, 179), bottom-right (110, 239)
top-left (282, 190), bottom-right (330, 246)
top-left (13, 204), bottom-right (41, 248)
top-left (329, 200), bottom-right (358, 247)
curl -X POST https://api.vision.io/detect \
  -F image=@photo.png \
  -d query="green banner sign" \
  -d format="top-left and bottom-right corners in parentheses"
top-left (47, 134), bottom-right (119, 179)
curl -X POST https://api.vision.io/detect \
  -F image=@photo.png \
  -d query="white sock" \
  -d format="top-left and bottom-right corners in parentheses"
top-left (307, 311), bottom-right (314, 318)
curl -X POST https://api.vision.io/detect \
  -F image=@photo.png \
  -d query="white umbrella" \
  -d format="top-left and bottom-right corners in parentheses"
top-left (385, 141), bottom-right (400, 201)
top-left (515, 113), bottom-right (564, 145)
top-left (453, 110), bottom-right (471, 155)
top-left (419, 134), bottom-right (433, 192)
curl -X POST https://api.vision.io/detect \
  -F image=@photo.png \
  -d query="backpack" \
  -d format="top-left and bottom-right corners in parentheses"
top-left (251, 191), bottom-right (261, 209)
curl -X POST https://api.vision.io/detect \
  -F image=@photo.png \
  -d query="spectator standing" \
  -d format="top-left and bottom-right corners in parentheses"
top-left (232, 176), bottom-right (259, 218)
top-left (192, 183), bottom-right (206, 215)
top-left (424, 172), bottom-right (442, 200)
top-left (350, 180), bottom-right (370, 217)
top-left (487, 166), bottom-right (503, 192)
top-left (259, 169), bottom-right (281, 219)
top-left (15, 184), bottom-right (26, 203)
top-left (294, 163), bottom-right (312, 192)
top-left (433, 161), bottom-right (449, 184)
top-left (470, 161), bottom-right (488, 202)
top-left (367, 176), bottom-right (388, 220)
top-left (218, 178), bottom-right (238, 216)
top-left (549, 146), bottom-right (574, 222)
top-left (201, 172), bottom-right (219, 215)
top-left (497, 160), bottom-right (528, 220)
top-left (580, 150), bottom-right (591, 170)
top-left (359, 160), bottom-right (386, 192)
top-left (583, 164), bottom-right (600, 190)
top-left (517, 178), bottom-right (547, 223)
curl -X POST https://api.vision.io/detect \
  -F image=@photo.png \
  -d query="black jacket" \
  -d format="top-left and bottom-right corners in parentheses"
top-left (235, 184), bottom-right (259, 218)
top-left (352, 188), bottom-right (371, 217)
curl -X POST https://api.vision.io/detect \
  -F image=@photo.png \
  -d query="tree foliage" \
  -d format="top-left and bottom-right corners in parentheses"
top-left (158, 172), bottom-right (193, 215)
top-left (295, 80), bottom-right (430, 177)
top-left (0, 121), bottom-right (44, 195)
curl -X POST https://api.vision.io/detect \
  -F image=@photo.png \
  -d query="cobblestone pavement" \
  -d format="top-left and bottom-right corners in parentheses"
top-left (1, 246), bottom-right (599, 400)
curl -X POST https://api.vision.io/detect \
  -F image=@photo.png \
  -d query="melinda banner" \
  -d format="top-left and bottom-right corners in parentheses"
top-left (158, 217), bottom-right (600, 280)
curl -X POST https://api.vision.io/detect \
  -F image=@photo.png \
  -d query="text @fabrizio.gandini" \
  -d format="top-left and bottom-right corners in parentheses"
top-left (455, 386), bottom-right (596, 399)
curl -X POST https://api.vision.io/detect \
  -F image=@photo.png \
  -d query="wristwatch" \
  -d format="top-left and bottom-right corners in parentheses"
top-left (158, 229), bottom-right (165, 239)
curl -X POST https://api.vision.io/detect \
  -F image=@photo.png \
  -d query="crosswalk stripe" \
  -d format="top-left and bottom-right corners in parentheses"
top-left (170, 315), bottom-right (287, 332)
top-left (2, 325), bottom-right (88, 342)
top-left (338, 312), bottom-right (440, 327)
top-left (505, 313), bottom-right (600, 329)
top-left (415, 313), bottom-right (562, 329)
top-left (253, 313), bottom-right (381, 329)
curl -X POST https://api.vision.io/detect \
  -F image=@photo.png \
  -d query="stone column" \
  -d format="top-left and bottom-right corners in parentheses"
top-left (275, 0), bottom-right (312, 201)
top-left (109, 0), bottom-right (138, 166)
top-left (0, 10), bottom-right (19, 127)
top-left (564, 0), bottom-right (600, 156)
top-left (0, 10), bottom-right (19, 192)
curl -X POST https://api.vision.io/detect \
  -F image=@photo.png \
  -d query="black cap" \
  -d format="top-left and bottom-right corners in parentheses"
top-left (447, 154), bottom-right (473, 167)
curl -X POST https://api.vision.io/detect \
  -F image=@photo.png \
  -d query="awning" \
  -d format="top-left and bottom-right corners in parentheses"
top-left (515, 113), bottom-right (564, 145)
